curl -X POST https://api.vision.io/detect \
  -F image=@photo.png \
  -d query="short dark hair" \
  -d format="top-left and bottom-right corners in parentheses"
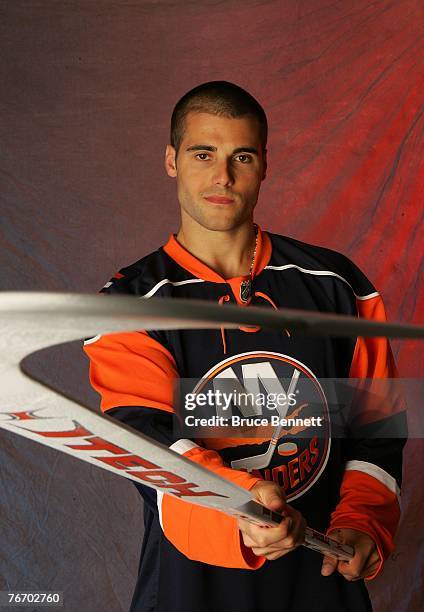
top-left (170, 81), bottom-right (268, 154)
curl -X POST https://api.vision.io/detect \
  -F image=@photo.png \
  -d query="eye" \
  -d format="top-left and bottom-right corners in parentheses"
top-left (195, 153), bottom-right (211, 161)
top-left (234, 154), bottom-right (252, 163)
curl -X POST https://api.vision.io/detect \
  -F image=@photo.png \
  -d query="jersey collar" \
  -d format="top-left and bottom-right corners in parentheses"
top-left (162, 224), bottom-right (272, 284)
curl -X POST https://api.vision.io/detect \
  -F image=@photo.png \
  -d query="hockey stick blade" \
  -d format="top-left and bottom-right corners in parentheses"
top-left (0, 392), bottom-right (353, 562)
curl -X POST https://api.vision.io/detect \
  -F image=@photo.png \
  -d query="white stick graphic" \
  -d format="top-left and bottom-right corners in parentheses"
top-left (231, 369), bottom-right (300, 470)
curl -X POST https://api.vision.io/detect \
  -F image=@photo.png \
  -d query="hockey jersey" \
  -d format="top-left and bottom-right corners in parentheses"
top-left (83, 225), bottom-right (406, 612)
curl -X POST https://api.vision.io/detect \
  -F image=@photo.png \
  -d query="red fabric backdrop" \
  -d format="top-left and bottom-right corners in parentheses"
top-left (1, 1), bottom-right (422, 611)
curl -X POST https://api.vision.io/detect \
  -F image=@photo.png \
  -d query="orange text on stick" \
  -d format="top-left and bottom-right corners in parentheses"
top-left (12, 413), bottom-right (230, 500)
top-left (66, 435), bottom-right (128, 455)
top-left (97, 454), bottom-right (159, 470)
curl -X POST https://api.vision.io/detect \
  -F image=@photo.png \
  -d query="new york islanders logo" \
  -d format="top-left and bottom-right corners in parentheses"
top-left (192, 351), bottom-right (331, 501)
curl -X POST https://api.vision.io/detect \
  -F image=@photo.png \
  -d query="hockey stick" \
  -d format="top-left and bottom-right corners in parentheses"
top-left (1, 292), bottom-right (422, 563)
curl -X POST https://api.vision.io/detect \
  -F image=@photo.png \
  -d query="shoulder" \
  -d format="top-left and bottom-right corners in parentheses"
top-left (100, 245), bottom-right (197, 297)
top-left (265, 232), bottom-right (378, 299)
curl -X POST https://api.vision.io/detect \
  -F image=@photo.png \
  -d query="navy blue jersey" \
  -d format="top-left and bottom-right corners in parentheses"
top-left (84, 226), bottom-right (406, 612)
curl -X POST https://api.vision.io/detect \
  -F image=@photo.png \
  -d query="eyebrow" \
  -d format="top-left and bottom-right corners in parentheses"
top-left (186, 145), bottom-right (259, 155)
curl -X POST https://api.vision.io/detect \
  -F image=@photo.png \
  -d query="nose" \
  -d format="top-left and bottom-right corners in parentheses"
top-left (213, 158), bottom-right (234, 187)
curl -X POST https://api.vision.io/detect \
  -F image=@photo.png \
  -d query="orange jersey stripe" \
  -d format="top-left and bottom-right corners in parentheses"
top-left (349, 295), bottom-right (406, 425)
top-left (328, 468), bottom-right (400, 580)
top-left (161, 445), bottom-right (263, 569)
top-left (83, 331), bottom-right (178, 413)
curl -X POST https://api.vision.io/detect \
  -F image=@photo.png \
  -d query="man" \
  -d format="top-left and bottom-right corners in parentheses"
top-left (83, 82), bottom-right (406, 611)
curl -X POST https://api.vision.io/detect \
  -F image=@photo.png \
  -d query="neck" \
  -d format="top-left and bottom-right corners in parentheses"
top-left (175, 218), bottom-right (257, 280)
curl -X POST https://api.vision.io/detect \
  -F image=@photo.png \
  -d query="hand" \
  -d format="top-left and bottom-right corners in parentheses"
top-left (321, 528), bottom-right (381, 580)
top-left (237, 480), bottom-right (306, 561)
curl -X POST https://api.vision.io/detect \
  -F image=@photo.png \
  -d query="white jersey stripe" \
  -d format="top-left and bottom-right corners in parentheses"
top-left (157, 439), bottom-right (200, 529)
top-left (264, 264), bottom-right (379, 301)
top-left (83, 334), bottom-right (102, 346)
top-left (140, 278), bottom-right (205, 299)
top-left (169, 439), bottom-right (201, 455)
top-left (83, 278), bottom-right (204, 345)
top-left (345, 460), bottom-right (401, 501)
top-left (355, 292), bottom-right (380, 301)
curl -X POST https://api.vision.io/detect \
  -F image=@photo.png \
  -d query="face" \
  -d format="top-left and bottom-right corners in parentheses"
top-left (165, 112), bottom-right (267, 233)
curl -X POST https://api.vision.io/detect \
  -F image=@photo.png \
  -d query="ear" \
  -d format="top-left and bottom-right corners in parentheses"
top-left (165, 145), bottom-right (177, 177)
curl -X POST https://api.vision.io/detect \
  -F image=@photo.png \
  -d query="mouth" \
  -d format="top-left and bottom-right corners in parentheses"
top-left (204, 195), bottom-right (235, 204)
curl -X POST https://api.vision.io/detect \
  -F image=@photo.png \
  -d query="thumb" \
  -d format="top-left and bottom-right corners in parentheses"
top-left (321, 529), bottom-right (343, 576)
top-left (262, 488), bottom-right (286, 513)
top-left (321, 553), bottom-right (337, 576)
top-left (251, 481), bottom-right (286, 513)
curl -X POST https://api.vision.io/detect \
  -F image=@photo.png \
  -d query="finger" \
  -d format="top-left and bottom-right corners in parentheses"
top-left (338, 552), bottom-right (375, 581)
top-left (251, 542), bottom-right (297, 558)
top-left (263, 550), bottom-right (285, 561)
top-left (337, 543), bottom-right (377, 581)
top-left (246, 516), bottom-right (301, 556)
top-left (255, 482), bottom-right (284, 501)
top-left (354, 554), bottom-right (381, 581)
top-left (239, 515), bottom-right (294, 548)
top-left (264, 515), bottom-right (306, 555)
top-left (239, 525), bottom-right (281, 554)
top-left (265, 492), bottom-right (286, 512)
top-left (259, 548), bottom-right (294, 561)
top-left (239, 524), bottom-right (284, 550)
top-left (237, 517), bottom-right (254, 533)
top-left (237, 516), bottom-right (271, 540)
top-left (347, 559), bottom-right (381, 581)
top-left (361, 558), bottom-right (381, 579)
top-left (251, 481), bottom-right (287, 513)
top-left (276, 515), bottom-right (305, 551)
top-left (338, 559), bottom-right (364, 580)
top-left (321, 528), bottom-right (344, 576)
top-left (321, 553), bottom-right (338, 576)
top-left (356, 541), bottom-right (377, 568)
top-left (288, 513), bottom-right (306, 545)
top-left (250, 534), bottom-right (299, 555)
top-left (240, 531), bottom-right (259, 548)
top-left (237, 512), bottom-right (291, 533)
top-left (363, 550), bottom-right (380, 571)
top-left (245, 514), bottom-right (306, 559)
top-left (238, 503), bottom-right (307, 551)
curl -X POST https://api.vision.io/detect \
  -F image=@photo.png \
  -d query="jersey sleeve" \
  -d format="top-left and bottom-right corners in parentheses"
top-left (327, 294), bottom-right (408, 580)
top-left (83, 328), bottom-right (264, 570)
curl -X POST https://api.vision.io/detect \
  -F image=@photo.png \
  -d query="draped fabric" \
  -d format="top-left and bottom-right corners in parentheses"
top-left (1, 1), bottom-right (422, 611)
